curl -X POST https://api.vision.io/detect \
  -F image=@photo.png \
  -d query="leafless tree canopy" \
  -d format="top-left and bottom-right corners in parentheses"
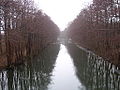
top-left (0, 0), bottom-right (60, 67)
top-left (67, 0), bottom-right (120, 67)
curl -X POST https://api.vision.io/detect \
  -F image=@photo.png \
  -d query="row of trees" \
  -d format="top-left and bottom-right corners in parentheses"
top-left (68, 0), bottom-right (120, 30)
top-left (67, 0), bottom-right (120, 66)
top-left (0, 0), bottom-right (60, 67)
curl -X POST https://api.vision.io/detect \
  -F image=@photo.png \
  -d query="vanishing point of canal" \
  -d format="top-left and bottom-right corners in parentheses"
top-left (0, 44), bottom-right (119, 90)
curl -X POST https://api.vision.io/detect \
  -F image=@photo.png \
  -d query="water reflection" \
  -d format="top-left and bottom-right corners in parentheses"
top-left (0, 44), bottom-right (60, 90)
top-left (67, 44), bottom-right (120, 90)
top-left (48, 44), bottom-right (85, 90)
top-left (0, 43), bottom-right (119, 90)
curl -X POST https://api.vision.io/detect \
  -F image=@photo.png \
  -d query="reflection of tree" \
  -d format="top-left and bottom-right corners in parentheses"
top-left (0, 44), bottom-right (60, 90)
top-left (67, 44), bottom-right (120, 90)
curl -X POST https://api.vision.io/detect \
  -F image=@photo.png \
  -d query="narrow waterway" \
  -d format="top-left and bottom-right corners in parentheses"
top-left (0, 44), bottom-right (119, 90)
top-left (48, 44), bottom-right (85, 90)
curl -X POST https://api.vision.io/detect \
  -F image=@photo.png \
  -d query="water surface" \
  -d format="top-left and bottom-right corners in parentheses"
top-left (48, 44), bottom-right (85, 90)
top-left (0, 44), bottom-right (119, 90)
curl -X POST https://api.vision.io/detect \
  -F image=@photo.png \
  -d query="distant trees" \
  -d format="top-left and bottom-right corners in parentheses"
top-left (0, 0), bottom-right (60, 67)
top-left (67, 0), bottom-right (120, 66)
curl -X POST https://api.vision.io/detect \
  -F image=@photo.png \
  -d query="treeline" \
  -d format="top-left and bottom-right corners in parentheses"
top-left (67, 0), bottom-right (120, 66)
top-left (0, 0), bottom-right (60, 67)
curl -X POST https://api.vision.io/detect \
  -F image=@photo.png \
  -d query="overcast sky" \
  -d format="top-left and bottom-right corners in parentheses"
top-left (34, 0), bottom-right (93, 31)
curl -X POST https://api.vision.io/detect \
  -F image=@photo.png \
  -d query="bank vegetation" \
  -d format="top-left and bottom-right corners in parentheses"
top-left (67, 0), bottom-right (120, 67)
top-left (0, 0), bottom-right (60, 68)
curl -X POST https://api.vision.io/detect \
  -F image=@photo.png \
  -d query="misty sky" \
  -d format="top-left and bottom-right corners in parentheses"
top-left (34, 0), bottom-right (93, 31)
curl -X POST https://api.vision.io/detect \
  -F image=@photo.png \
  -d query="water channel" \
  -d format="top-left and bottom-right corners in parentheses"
top-left (0, 44), bottom-right (119, 90)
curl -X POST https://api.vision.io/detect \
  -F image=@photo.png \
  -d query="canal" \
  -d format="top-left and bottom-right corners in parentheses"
top-left (0, 44), bottom-right (119, 90)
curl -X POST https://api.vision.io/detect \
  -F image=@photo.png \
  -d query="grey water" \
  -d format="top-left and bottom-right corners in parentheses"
top-left (0, 44), bottom-right (119, 90)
